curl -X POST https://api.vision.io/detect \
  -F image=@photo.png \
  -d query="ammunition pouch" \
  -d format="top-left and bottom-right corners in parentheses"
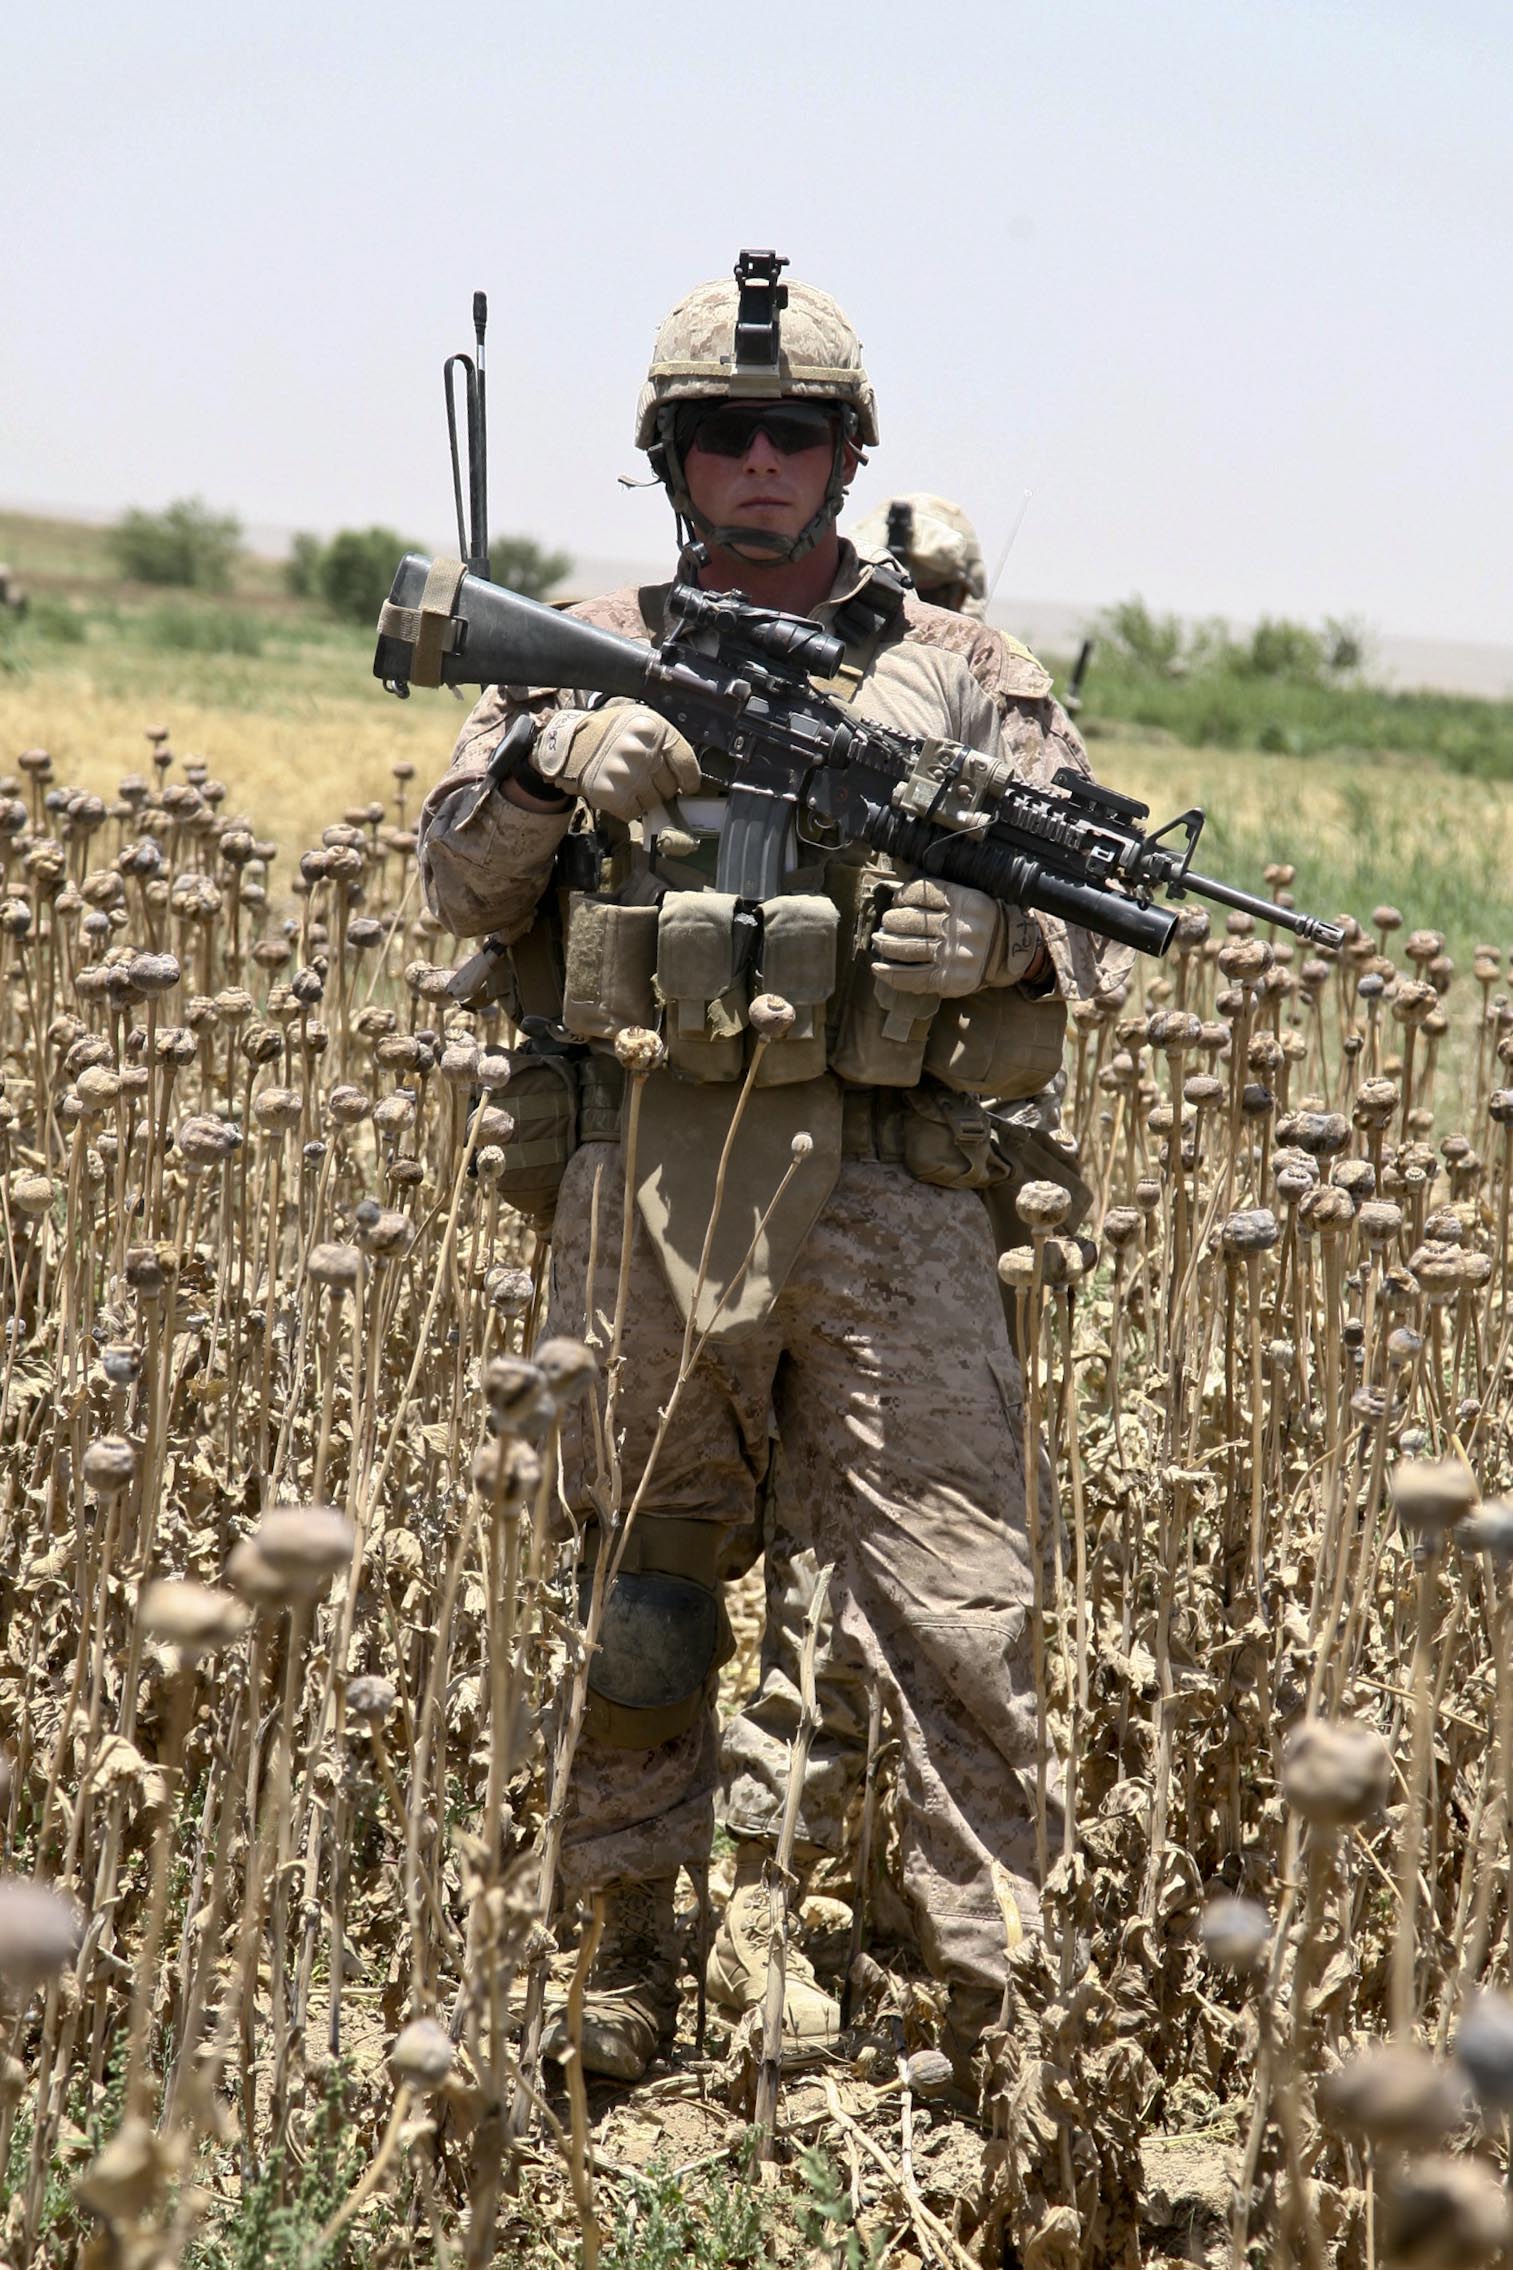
top-left (840, 1082), bottom-right (1006, 1191)
top-left (563, 894), bottom-right (660, 1041)
top-left (754, 894), bottom-right (839, 1085)
top-left (655, 890), bottom-right (747, 1080)
top-left (472, 1048), bottom-right (579, 1228)
top-left (579, 1516), bottom-right (731, 1749)
top-left (827, 867), bottom-right (938, 1087)
top-left (923, 986), bottom-right (1068, 1100)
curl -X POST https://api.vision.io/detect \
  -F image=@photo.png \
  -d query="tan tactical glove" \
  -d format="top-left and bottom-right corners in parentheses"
top-left (534, 702), bottom-right (702, 822)
top-left (870, 877), bottom-right (1044, 996)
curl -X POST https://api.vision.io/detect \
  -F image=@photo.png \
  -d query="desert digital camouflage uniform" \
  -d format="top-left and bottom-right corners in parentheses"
top-left (719, 498), bottom-right (1059, 1873)
top-left (419, 547), bottom-right (1112, 2018)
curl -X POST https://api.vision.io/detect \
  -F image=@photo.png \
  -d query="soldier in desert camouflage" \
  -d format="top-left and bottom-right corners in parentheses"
top-left (417, 253), bottom-right (1121, 2095)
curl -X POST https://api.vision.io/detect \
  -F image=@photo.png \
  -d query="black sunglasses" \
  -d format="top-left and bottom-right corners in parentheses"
top-left (680, 402), bottom-right (839, 458)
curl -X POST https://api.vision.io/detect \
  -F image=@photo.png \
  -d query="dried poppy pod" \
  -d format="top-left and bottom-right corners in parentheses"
top-left (1172, 905), bottom-right (1210, 951)
top-left (1183, 1072), bottom-right (1224, 1110)
top-left (613, 1025), bottom-right (667, 1074)
top-left (1281, 1717), bottom-right (1392, 1827)
top-left (345, 917), bottom-right (387, 955)
top-left (1321, 2044), bottom-right (1468, 2151)
top-left (997, 1249), bottom-right (1036, 1296)
top-left (1422, 1206), bottom-right (1464, 1247)
top-left (1198, 1895), bottom-right (1270, 1973)
top-left (308, 1242), bottom-right (362, 1293)
top-left (1373, 903), bottom-right (1404, 937)
top-left (387, 1158), bottom-right (425, 1189)
top-left (224, 1536), bottom-right (286, 1608)
top-left (138, 1579), bottom-right (249, 1659)
top-left (252, 1087), bottom-right (303, 1133)
top-left (1220, 1207), bottom-right (1280, 1256)
top-left (1102, 1206), bottom-right (1143, 1253)
top-left (473, 1045), bottom-right (512, 1091)
top-left (744, 989), bottom-right (797, 1043)
top-left (472, 1435), bottom-right (543, 1503)
top-left (82, 1435), bottom-right (138, 1495)
top-left (1333, 1159), bottom-right (1376, 1203)
top-left (175, 1114), bottom-right (240, 1171)
top-left (1277, 1108), bottom-right (1351, 1160)
top-left (1133, 1174), bottom-right (1162, 1215)
top-left (372, 1091), bottom-right (417, 1138)
top-left (1216, 937), bottom-right (1272, 984)
top-left (346, 1674), bottom-right (397, 1725)
top-left (100, 1343), bottom-right (142, 1389)
top-left (1381, 2156), bottom-right (1512, 2269)
top-left (1354, 1078), bottom-right (1401, 1131)
top-left (1458, 1501), bottom-right (1513, 1563)
top-left (405, 960), bottom-right (455, 1004)
top-left (1097, 1049), bottom-right (1140, 1095)
top-left (325, 1083), bottom-right (372, 1128)
top-left (388, 2016), bottom-right (455, 2090)
top-left (375, 1033), bottom-right (423, 1073)
top-left (535, 1336), bottom-right (599, 1403)
top-left (251, 1505), bottom-right (356, 1599)
top-left (75, 1065), bottom-right (122, 1117)
top-left (252, 936), bottom-right (293, 973)
top-left (1016, 1179), bottom-right (1072, 1234)
top-left (440, 1040), bottom-right (479, 1085)
top-left (0, 1877), bottom-right (83, 1990)
top-left (1145, 1007), bottom-right (1202, 1055)
top-left (1454, 1990), bottom-right (1513, 2113)
top-left (482, 1357), bottom-right (550, 1433)
top-left (1408, 1243), bottom-right (1468, 1307)
top-left (124, 949), bottom-right (180, 998)
top-left (1391, 1457), bottom-right (1477, 1535)
top-left (1299, 1184), bottom-right (1356, 1237)
top-left (1392, 978), bottom-right (1440, 1029)
top-left (1404, 928), bottom-right (1444, 968)
top-left (486, 1265), bottom-right (536, 1318)
top-left (471, 1104), bottom-right (514, 1146)
top-left (1036, 1235), bottom-right (1091, 1287)
top-left (8, 1171), bottom-right (53, 1221)
top-left (356, 1208), bottom-right (415, 1260)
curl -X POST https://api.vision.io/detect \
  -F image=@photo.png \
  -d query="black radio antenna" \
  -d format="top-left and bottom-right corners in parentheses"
top-left (444, 291), bottom-right (490, 579)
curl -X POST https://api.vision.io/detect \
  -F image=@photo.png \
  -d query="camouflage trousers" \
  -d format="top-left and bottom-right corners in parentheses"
top-left (718, 1079), bottom-right (1068, 1867)
top-left (546, 1139), bottom-right (1052, 2002)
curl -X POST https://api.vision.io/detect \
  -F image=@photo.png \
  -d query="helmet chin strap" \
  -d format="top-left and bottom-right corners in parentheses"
top-left (655, 409), bottom-right (851, 569)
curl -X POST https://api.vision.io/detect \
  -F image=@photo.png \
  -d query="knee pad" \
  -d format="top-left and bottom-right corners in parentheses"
top-left (582, 1569), bottom-right (721, 1749)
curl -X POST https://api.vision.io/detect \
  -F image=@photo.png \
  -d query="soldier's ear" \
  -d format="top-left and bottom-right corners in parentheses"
top-left (840, 441), bottom-right (863, 490)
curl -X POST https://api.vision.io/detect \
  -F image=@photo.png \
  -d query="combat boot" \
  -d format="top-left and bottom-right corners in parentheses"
top-left (542, 1876), bottom-right (681, 2082)
top-left (706, 1839), bottom-right (841, 2050)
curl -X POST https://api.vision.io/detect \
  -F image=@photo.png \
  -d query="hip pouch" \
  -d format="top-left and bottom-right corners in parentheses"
top-left (754, 893), bottom-right (840, 1086)
top-left (923, 986), bottom-right (1068, 1099)
top-left (827, 869), bottom-right (939, 1087)
top-left (897, 1085), bottom-right (1006, 1190)
top-left (563, 894), bottom-right (659, 1042)
top-left (478, 1049), bottom-right (579, 1228)
top-left (980, 1115), bottom-right (1094, 1249)
top-left (655, 890), bottom-right (747, 1081)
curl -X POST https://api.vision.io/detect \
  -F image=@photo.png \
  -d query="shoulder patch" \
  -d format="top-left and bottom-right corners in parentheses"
top-left (900, 594), bottom-right (1054, 705)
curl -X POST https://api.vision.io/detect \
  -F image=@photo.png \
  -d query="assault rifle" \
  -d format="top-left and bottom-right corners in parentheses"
top-left (374, 554), bottom-right (1345, 962)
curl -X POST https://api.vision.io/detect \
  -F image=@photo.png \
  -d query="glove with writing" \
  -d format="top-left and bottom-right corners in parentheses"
top-left (534, 702), bottom-right (702, 822)
top-left (870, 878), bottom-right (1044, 996)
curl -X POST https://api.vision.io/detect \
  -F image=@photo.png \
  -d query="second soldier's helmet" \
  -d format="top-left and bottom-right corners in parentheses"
top-left (850, 493), bottom-right (989, 618)
top-left (636, 250), bottom-right (878, 562)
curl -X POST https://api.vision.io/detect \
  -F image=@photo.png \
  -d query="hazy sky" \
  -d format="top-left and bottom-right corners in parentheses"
top-left (8, 1), bottom-right (1510, 642)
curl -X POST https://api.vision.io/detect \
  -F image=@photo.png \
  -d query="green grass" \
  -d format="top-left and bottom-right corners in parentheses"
top-left (1062, 650), bottom-right (1513, 779)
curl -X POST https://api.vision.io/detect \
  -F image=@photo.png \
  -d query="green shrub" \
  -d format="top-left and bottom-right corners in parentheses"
top-left (284, 532), bottom-right (325, 600)
top-left (29, 599), bottom-right (87, 645)
top-left (142, 605), bottom-right (263, 657)
top-left (108, 497), bottom-right (243, 591)
top-left (489, 533), bottom-right (573, 600)
top-left (314, 527), bottom-right (417, 624)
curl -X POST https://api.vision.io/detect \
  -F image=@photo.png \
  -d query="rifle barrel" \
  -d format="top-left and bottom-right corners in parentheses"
top-left (1181, 868), bottom-right (1344, 951)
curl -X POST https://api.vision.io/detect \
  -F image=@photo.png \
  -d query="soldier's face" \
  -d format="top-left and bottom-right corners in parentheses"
top-left (683, 404), bottom-right (853, 540)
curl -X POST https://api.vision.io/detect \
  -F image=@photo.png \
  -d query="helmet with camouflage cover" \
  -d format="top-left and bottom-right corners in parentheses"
top-left (850, 494), bottom-right (988, 618)
top-left (637, 249), bottom-right (879, 563)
